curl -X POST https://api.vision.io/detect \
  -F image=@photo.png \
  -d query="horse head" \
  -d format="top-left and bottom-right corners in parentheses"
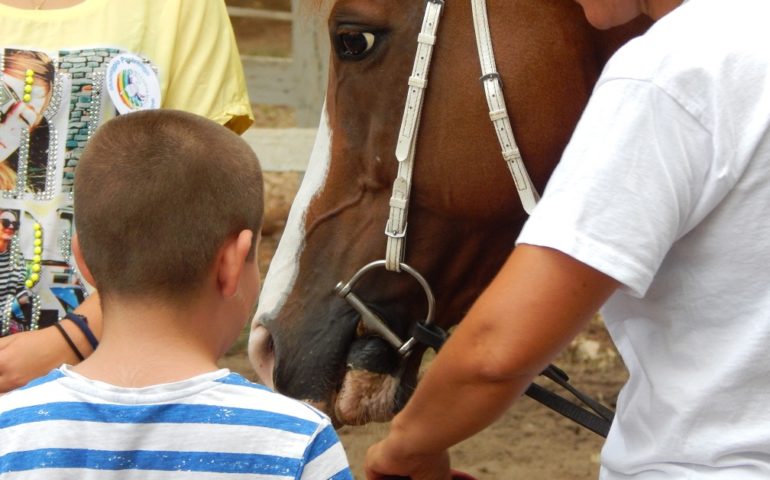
top-left (250, 0), bottom-right (649, 426)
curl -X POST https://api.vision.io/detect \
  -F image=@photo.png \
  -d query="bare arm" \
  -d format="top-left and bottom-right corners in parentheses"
top-left (0, 292), bottom-right (101, 392)
top-left (365, 245), bottom-right (619, 480)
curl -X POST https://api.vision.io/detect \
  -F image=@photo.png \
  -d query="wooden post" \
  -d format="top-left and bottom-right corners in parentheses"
top-left (290, 0), bottom-right (329, 127)
top-left (230, 3), bottom-right (328, 128)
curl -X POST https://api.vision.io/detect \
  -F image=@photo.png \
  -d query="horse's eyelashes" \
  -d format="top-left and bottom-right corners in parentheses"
top-left (335, 31), bottom-right (377, 60)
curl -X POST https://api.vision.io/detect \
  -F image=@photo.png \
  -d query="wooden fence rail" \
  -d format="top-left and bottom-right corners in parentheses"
top-left (228, 1), bottom-right (327, 172)
top-left (241, 127), bottom-right (316, 172)
top-left (227, 6), bottom-right (293, 22)
top-left (228, 0), bottom-right (329, 129)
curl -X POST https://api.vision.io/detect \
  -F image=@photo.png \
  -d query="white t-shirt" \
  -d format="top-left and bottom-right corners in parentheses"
top-left (518, 0), bottom-right (770, 477)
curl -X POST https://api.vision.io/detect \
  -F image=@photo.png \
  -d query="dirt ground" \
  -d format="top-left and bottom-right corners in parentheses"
top-left (222, 3), bottom-right (630, 478)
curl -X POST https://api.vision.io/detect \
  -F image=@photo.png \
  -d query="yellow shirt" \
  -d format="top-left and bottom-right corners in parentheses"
top-left (0, 0), bottom-right (253, 132)
top-left (0, 0), bottom-right (253, 334)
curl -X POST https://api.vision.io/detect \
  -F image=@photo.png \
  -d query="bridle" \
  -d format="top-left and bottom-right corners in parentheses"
top-left (335, 0), bottom-right (536, 356)
top-left (334, 0), bottom-right (614, 437)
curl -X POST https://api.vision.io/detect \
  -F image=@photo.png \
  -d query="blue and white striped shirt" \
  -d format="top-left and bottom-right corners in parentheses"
top-left (0, 367), bottom-right (353, 479)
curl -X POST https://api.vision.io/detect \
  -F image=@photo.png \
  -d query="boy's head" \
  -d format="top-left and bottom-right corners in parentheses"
top-left (74, 109), bottom-right (263, 303)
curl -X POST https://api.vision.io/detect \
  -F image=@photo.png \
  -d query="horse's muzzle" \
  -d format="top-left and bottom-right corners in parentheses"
top-left (248, 323), bottom-right (276, 389)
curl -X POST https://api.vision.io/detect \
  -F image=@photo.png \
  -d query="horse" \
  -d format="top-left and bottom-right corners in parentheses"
top-left (249, 0), bottom-right (651, 427)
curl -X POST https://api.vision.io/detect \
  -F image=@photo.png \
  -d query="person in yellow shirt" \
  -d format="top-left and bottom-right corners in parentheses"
top-left (0, 0), bottom-right (254, 391)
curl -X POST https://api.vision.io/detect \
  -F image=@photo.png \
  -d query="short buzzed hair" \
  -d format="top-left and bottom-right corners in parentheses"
top-left (74, 109), bottom-right (263, 301)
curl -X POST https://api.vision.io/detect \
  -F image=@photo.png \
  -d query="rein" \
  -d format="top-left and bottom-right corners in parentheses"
top-left (335, 0), bottom-right (614, 437)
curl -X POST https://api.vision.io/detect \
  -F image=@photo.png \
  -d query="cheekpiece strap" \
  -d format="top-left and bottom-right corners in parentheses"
top-left (471, 0), bottom-right (540, 214)
top-left (385, 0), bottom-right (445, 272)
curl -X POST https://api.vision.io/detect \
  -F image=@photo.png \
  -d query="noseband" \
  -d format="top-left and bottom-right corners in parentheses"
top-left (334, 0), bottom-right (614, 437)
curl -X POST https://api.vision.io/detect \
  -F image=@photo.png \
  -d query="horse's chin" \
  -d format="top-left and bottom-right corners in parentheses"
top-left (334, 369), bottom-right (399, 425)
top-left (329, 335), bottom-right (405, 425)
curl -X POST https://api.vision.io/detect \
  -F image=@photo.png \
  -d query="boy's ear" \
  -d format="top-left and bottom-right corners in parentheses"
top-left (217, 229), bottom-right (254, 298)
top-left (71, 233), bottom-right (97, 287)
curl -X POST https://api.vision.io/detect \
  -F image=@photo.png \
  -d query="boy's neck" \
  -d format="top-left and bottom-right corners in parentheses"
top-left (72, 295), bottom-right (228, 388)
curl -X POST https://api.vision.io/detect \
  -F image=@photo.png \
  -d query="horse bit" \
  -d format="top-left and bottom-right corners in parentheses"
top-left (335, 0), bottom-right (538, 356)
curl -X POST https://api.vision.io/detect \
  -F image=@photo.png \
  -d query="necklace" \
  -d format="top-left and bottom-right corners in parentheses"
top-left (31, 0), bottom-right (48, 9)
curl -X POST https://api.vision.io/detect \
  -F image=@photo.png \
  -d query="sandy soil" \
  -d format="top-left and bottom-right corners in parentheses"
top-left (224, 3), bottom-right (630, 477)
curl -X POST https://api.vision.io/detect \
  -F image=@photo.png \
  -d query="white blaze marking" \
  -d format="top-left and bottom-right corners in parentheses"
top-left (249, 105), bottom-right (332, 338)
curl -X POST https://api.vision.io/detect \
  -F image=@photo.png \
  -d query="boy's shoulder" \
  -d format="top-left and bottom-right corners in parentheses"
top-left (1, 369), bottom-right (328, 421)
top-left (0, 369), bottom-right (67, 416)
top-left (215, 372), bottom-right (331, 425)
top-left (1, 369), bottom-right (333, 436)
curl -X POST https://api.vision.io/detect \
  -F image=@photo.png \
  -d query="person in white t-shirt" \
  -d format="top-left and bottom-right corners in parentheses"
top-left (365, 0), bottom-right (770, 479)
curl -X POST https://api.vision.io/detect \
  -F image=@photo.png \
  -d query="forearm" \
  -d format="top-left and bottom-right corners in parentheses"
top-left (382, 297), bottom-right (541, 457)
top-left (388, 351), bottom-right (534, 456)
top-left (384, 245), bottom-right (619, 456)
top-left (0, 291), bottom-right (103, 392)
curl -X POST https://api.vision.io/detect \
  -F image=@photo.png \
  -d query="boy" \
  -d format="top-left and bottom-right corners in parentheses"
top-left (0, 110), bottom-right (353, 479)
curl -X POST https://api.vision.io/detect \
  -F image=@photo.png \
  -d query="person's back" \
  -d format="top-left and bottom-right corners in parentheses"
top-left (0, 110), bottom-right (352, 479)
top-left (519, 0), bottom-right (770, 477)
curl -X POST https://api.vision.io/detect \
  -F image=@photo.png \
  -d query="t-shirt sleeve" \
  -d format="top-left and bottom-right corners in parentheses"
top-left (156, 0), bottom-right (254, 134)
top-left (299, 420), bottom-right (353, 480)
top-left (517, 78), bottom-right (716, 297)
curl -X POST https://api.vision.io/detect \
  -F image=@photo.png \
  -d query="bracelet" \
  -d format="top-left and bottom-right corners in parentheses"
top-left (62, 313), bottom-right (99, 350)
top-left (53, 322), bottom-right (85, 361)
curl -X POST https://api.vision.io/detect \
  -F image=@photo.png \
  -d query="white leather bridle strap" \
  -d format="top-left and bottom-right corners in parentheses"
top-left (471, 0), bottom-right (540, 214)
top-left (385, 0), bottom-right (539, 271)
top-left (385, 0), bottom-right (445, 272)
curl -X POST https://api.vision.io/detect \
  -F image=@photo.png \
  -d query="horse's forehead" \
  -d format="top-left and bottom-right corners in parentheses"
top-left (325, 0), bottom-right (414, 17)
top-left (330, 0), bottom-right (384, 9)
top-left (328, 0), bottom-right (399, 7)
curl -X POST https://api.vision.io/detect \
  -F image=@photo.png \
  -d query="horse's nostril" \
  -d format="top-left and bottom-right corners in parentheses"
top-left (248, 324), bottom-right (276, 389)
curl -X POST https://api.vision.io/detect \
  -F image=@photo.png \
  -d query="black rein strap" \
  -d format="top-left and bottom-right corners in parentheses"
top-left (412, 323), bottom-right (614, 437)
top-left (526, 365), bottom-right (613, 437)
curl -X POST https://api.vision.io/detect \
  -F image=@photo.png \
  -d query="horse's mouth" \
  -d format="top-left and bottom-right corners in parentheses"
top-left (332, 334), bottom-right (404, 425)
top-left (334, 368), bottom-right (400, 425)
top-left (250, 322), bottom-right (408, 426)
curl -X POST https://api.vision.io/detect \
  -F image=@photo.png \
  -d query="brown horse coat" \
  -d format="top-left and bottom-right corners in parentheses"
top-left (250, 0), bottom-right (650, 426)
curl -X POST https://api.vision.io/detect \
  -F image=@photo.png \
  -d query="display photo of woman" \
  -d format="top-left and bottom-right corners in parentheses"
top-left (0, 48), bottom-right (55, 194)
top-left (0, 209), bottom-right (27, 335)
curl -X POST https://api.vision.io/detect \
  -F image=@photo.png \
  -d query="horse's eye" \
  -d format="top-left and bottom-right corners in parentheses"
top-left (336, 31), bottom-right (376, 60)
